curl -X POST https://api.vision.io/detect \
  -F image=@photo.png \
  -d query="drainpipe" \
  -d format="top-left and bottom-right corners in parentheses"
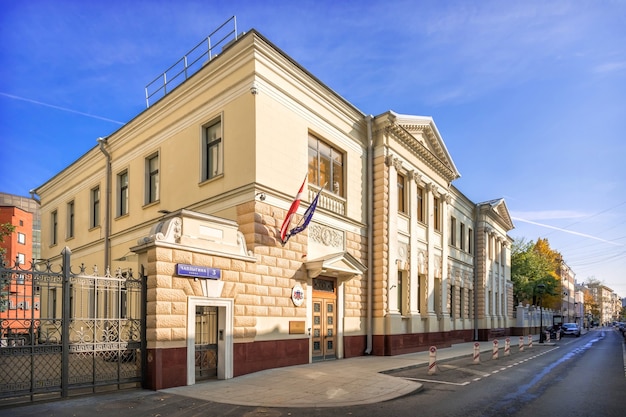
top-left (97, 137), bottom-right (111, 268)
top-left (365, 115), bottom-right (374, 354)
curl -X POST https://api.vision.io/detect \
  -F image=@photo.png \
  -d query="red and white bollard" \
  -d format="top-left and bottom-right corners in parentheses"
top-left (473, 342), bottom-right (481, 364)
top-left (528, 334), bottom-right (533, 348)
top-left (492, 339), bottom-right (499, 360)
top-left (519, 336), bottom-right (524, 352)
top-left (545, 330), bottom-right (551, 343)
top-left (556, 328), bottom-right (560, 341)
top-left (504, 338), bottom-right (511, 356)
top-left (428, 346), bottom-right (438, 375)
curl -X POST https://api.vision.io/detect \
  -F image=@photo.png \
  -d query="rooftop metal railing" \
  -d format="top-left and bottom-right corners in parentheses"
top-left (144, 16), bottom-right (238, 107)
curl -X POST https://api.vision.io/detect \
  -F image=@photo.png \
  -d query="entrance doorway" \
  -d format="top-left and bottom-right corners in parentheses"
top-left (194, 305), bottom-right (218, 380)
top-left (312, 277), bottom-right (336, 361)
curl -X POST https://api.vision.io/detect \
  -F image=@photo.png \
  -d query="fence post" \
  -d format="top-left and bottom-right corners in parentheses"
top-left (61, 246), bottom-right (72, 398)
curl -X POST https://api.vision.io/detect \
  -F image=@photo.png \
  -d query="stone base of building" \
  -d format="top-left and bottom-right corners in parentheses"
top-left (476, 328), bottom-right (510, 341)
top-left (234, 338), bottom-right (309, 376)
top-left (371, 330), bottom-right (473, 356)
top-left (145, 347), bottom-right (187, 390)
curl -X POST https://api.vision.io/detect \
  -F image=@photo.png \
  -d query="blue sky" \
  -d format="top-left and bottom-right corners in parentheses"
top-left (1, 0), bottom-right (625, 297)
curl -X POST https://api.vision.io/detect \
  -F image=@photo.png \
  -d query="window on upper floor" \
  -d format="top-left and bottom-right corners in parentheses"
top-left (66, 200), bottom-right (75, 239)
top-left (145, 153), bottom-right (160, 204)
top-left (17, 232), bottom-right (25, 245)
top-left (460, 223), bottom-right (465, 251)
top-left (117, 170), bottom-right (129, 217)
top-left (17, 253), bottom-right (25, 265)
top-left (433, 197), bottom-right (441, 232)
top-left (468, 227), bottom-right (473, 254)
top-left (450, 216), bottom-right (456, 246)
top-left (51, 210), bottom-right (58, 246)
top-left (90, 187), bottom-right (100, 228)
top-left (202, 118), bottom-right (223, 181)
top-left (308, 133), bottom-right (344, 197)
top-left (416, 186), bottom-right (424, 223)
top-left (397, 173), bottom-right (407, 214)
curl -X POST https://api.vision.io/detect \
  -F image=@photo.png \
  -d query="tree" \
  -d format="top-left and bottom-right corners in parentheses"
top-left (0, 222), bottom-right (15, 262)
top-left (584, 291), bottom-right (600, 320)
top-left (511, 237), bottom-right (560, 307)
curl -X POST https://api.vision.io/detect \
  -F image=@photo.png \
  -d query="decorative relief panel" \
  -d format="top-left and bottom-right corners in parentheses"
top-left (309, 224), bottom-right (344, 248)
top-left (417, 250), bottom-right (427, 275)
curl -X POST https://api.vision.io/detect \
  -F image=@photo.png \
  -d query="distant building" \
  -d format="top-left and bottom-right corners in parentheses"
top-left (0, 203), bottom-right (39, 345)
top-left (33, 29), bottom-right (514, 389)
top-left (0, 192), bottom-right (41, 261)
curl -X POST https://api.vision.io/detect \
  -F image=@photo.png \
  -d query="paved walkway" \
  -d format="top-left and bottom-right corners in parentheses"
top-left (163, 336), bottom-right (543, 408)
top-left (9, 332), bottom-right (587, 415)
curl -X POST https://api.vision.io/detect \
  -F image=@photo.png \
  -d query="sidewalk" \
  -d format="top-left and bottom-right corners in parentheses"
top-left (163, 335), bottom-right (544, 407)
top-left (6, 333), bottom-right (564, 415)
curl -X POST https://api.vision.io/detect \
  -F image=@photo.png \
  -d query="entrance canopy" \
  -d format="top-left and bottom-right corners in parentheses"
top-left (305, 252), bottom-right (367, 280)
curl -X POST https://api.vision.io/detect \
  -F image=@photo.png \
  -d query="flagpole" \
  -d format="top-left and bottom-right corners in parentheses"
top-left (283, 182), bottom-right (326, 244)
top-left (280, 174), bottom-right (308, 246)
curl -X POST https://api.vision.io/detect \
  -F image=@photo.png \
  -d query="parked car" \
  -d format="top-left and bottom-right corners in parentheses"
top-left (561, 323), bottom-right (581, 337)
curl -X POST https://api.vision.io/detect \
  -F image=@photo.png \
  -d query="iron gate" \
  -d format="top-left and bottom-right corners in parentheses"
top-left (0, 247), bottom-right (145, 406)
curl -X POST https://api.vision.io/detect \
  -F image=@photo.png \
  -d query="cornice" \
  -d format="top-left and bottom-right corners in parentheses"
top-left (384, 123), bottom-right (457, 183)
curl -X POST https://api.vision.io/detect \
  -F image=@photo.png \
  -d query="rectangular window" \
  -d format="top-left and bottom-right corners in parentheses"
top-left (450, 285), bottom-right (455, 318)
top-left (202, 119), bottom-right (223, 181)
top-left (17, 232), bottom-right (26, 244)
top-left (51, 210), bottom-right (58, 245)
top-left (460, 288), bottom-right (465, 319)
top-left (17, 253), bottom-right (25, 265)
top-left (433, 197), bottom-right (441, 231)
top-left (308, 133), bottom-right (344, 196)
top-left (117, 170), bottom-right (129, 216)
top-left (468, 228), bottom-right (473, 254)
top-left (67, 201), bottom-right (75, 238)
top-left (398, 271), bottom-right (406, 316)
top-left (146, 153), bottom-right (160, 204)
top-left (450, 217), bottom-right (455, 244)
top-left (416, 186), bottom-right (424, 222)
top-left (460, 223), bottom-right (465, 250)
top-left (397, 174), bottom-right (406, 213)
top-left (91, 187), bottom-right (100, 228)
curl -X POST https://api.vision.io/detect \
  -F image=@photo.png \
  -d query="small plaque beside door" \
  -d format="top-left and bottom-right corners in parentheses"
top-left (289, 320), bottom-right (306, 334)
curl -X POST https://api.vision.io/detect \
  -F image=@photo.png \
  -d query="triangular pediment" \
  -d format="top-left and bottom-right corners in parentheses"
top-left (381, 111), bottom-right (461, 183)
top-left (479, 198), bottom-right (515, 231)
top-left (305, 252), bottom-right (367, 280)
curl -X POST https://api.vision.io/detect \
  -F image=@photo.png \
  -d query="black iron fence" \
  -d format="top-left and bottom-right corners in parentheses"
top-left (0, 247), bottom-right (145, 406)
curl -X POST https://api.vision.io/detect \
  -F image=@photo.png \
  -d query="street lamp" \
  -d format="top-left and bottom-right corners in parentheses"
top-left (537, 283), bottom-right (546, 343)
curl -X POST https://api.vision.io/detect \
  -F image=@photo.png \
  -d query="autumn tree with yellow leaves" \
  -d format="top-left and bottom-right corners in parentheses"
top-left (511, 237), bottom-right (562, 309)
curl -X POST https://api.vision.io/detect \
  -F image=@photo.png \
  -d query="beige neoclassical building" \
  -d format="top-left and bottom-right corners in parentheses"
top-left (34, 28), bottom-right (514, 389)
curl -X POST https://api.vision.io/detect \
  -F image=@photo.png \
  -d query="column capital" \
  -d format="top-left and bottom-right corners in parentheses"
top-left (385, 154), bottom-right (403, 171)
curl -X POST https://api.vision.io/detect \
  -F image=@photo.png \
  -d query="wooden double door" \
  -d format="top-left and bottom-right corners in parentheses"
top-left (312, 277), bottom-right (336, 361)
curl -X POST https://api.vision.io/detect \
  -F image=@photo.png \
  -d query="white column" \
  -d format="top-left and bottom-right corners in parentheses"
top-left (441, 193), bottom-right (450, 318)
top-left (408, 171), bottom-right (420, 315)
top-left (386, 155), bottom-right (400, 314)
top-left (426, 183), bottom-right (437, 316)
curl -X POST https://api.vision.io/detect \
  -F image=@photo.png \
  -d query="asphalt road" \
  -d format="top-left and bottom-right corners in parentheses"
top-left (5, 328), bottom-right (625, 417)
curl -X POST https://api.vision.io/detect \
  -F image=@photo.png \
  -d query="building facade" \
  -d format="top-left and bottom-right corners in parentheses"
top-left (34, 29), bottom-right (514, 389)
top-left (0, 204), bottom-right (37, 345)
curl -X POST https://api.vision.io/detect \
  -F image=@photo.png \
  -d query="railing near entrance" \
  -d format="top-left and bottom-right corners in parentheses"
top-left (144, 16), bottom-right (238, 107)
top-left (0, 247), bottom-right (146, 407)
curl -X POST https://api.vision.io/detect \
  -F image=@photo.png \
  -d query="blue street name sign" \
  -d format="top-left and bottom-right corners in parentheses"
top-left (175, 264), bottom-right (221, 280)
